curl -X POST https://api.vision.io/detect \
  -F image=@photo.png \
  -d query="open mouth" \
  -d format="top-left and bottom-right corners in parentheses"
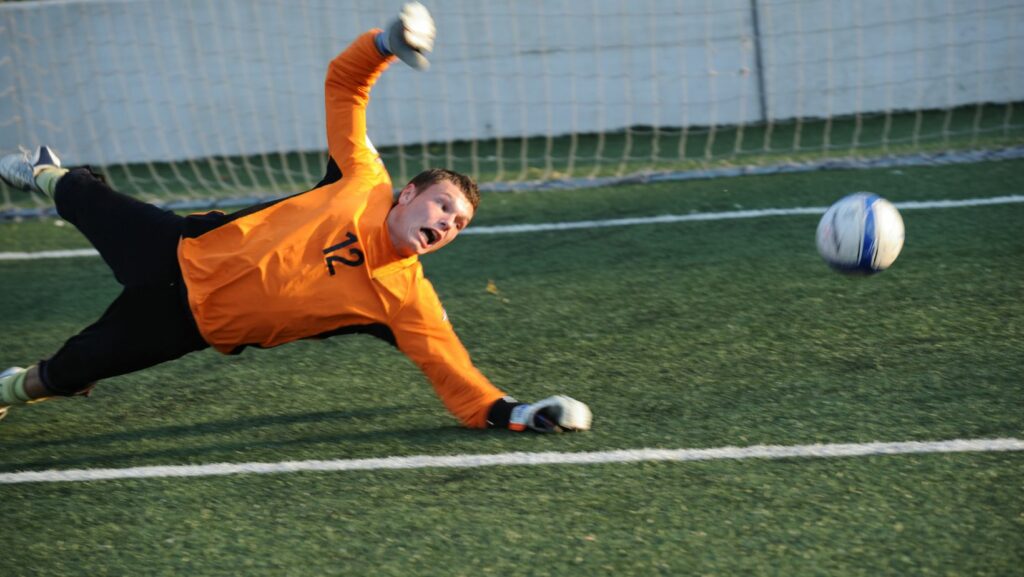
top-left (420, 228), bottom-right (440, 247)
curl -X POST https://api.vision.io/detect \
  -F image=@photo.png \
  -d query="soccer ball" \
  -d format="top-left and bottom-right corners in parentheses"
top-left (816, 192), bottom-right (905, 274)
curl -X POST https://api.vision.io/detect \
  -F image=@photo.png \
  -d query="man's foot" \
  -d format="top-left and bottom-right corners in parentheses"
top-left (0, 366), bottom-right (26, 421)
top-left (0, 146), bottom-right (61, 193)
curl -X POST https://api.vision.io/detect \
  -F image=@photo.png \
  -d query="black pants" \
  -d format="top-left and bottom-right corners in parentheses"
top-left (39, 168), bottom-right (209, 396)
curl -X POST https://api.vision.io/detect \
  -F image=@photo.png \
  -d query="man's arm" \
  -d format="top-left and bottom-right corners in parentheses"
top-left (389, 278), bottom-right (506, 428)
top-left (324, 3), bottom-right (436, 178)
top-left (323, 31), bottom-right (394, 177)
top-left (390, 276), bottom-right (591, 432)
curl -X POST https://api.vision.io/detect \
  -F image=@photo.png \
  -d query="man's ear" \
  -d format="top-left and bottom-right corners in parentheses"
top-left (397, 183), bottom-right (418, 205)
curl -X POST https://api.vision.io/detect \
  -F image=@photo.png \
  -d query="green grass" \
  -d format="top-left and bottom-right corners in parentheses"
top-left (4, 455), bottom-right (1020, 576)
top-left (1, 159), bottom-right (1022, 575)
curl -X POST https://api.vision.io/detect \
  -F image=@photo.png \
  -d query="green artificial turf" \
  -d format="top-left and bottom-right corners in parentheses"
top-left (1, 158), bottom-right (1021, 576)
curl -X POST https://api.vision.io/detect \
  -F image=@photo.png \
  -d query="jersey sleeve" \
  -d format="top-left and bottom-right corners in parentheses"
top-left (324, 30), bottom-right (395, 176)
top-left (390, 278), bottom-right (508, 429)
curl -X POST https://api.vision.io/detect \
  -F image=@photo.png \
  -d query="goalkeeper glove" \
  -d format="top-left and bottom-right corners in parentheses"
top-left (380, 2), bottom-right (436, 70)
top-left (508, 395), bottom-right (593, 433)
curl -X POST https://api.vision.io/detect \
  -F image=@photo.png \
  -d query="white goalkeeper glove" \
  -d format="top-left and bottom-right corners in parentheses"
top-left (510, 395), bottom-right (592, 433)
top-left (382, 2), bottom-right (436, 70)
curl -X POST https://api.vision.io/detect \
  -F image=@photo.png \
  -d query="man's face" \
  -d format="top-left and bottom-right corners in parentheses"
top-left (386, 180), bottom-right (474, 257)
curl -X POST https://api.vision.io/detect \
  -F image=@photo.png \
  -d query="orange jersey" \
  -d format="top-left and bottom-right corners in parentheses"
top-left (177, 31), bottom-right (506, 428)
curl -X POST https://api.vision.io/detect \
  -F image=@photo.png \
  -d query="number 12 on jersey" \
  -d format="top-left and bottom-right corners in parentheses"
top-left (324, 232), bottom-right (365, 275)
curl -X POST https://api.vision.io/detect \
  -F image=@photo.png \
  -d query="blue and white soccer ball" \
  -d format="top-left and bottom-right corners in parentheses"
top-left (816, 192), bottom-right (905, 274)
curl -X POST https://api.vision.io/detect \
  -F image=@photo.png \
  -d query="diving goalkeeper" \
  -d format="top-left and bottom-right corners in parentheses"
top-left (0, 3), bottom-right (591, 434)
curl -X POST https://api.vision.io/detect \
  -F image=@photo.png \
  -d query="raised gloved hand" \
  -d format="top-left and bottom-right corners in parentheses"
top-left (382, 2), bottom-right (436, 70)
top-left (510, 395), bottom-right (592, 433)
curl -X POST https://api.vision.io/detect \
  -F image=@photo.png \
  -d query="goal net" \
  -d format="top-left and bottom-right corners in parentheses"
top-left (2, 0), bottom-right (1022, 215)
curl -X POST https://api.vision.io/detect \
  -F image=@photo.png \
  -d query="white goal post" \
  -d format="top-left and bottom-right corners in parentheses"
top-left (1, 0), bottom-right (1022, 212)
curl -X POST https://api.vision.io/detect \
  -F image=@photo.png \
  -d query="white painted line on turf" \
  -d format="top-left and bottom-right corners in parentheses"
top-left (0, 248), bottom-right (99, 260)
top-left (2, 195), bottom-right (1023, 260)
top-left (462, 195), bottom-right (1024, 235)
top-left (0, 438), bottom-right (1021, 485)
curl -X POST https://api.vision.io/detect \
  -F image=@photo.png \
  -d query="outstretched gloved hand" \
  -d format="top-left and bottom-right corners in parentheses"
top-left (383, 2), bottom-right (436, 70)
top-left (510, 395), bottom-right (593, 433)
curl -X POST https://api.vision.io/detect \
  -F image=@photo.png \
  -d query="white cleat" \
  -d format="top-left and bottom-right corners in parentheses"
top-left (0, 146), bottom-right (61, 193)
top-left (0, 366), bottom-right (26, 421)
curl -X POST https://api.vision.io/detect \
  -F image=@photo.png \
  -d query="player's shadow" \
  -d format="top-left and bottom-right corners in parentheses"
top-left (15, 405), bottom-right (412, 447)
top-left (3, 405), bottom-right (480, 471)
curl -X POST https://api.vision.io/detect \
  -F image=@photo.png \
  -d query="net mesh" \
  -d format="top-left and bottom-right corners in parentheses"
top-left (1, 0), bottom-right (1022, 215)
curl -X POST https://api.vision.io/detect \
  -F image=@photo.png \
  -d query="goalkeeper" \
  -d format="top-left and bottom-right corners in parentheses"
top-left (0, 3), bottom-right (591, 434)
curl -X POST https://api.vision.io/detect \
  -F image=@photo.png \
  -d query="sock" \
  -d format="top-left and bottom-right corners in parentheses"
top-left (0, 368), bottom-right (31, 406)
top-left (34, 166), bottom-right (69, 198)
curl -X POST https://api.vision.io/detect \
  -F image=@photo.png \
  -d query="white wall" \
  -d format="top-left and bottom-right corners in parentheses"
top-left (1, 0), bottom-right (1021, 166)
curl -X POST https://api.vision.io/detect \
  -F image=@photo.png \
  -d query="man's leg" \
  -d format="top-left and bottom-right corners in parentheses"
top-left (0, 148), bottom-right (67, 418)
top-left (1, 282), bottom-right (209, 415)
top-left (1, 150), bottom-right (208, 417)
top-left (0, 367), bottom-right (33, 421)
top-left (1, 286), bottom-right (209, 417)
top-left (1, 148), bottom-right (185, 287)
top-left (0, 365), bottom-right (78, 421)
top-left (44, 283), bottom-right (209, 395)
top-left (54, 168), bottom-right (186, 287)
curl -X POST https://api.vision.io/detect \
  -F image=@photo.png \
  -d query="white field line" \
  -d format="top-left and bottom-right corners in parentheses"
top-left (462, 195), bottom-right (1024, 235)
top-left (1, 438), bottom-right (1021, 485)
top-left (0, 248), bottom-right (100, 260)
top-left (2, 195), bottom-right (1023, 261)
